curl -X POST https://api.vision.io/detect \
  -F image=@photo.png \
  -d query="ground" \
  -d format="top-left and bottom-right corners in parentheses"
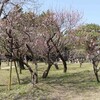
top-left (0, 62), bottom-right (100, 100)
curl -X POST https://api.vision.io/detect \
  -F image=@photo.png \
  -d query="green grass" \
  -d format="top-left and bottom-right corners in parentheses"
top-left (0, 62), bottom-right (100, 100)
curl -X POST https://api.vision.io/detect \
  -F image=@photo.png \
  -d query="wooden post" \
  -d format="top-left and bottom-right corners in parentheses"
top-left (8, 61), bottom-right (12, 90)
top-left (8, 37), bottom-right (13, 90)
top-left (14, 61), bottom-right (20, 84)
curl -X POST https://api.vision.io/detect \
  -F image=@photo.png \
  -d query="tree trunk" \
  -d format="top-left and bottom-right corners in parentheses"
top-left (31, 72), bottom-right (38, 84)
top-left (22, 61), bottom-right (38, 84)
top-left (93, 65), bottom-right (99, 82)
top-left (34, 62), bottom-right (38, 83)
top-left (7, 59), bottom-right (10, 66)
top-left (18, 58), bottom-right (25, 74)
top-left (92, 60), bottom-right (99, 82)
top-left (19, 59), bottom-right (25, 69)
top-left (80, 62), bottom-right (82, 67)
top-left (42, 64), bottom-right (52, 78)
top-left (50, 39), bottom-right (67, 72)
top-left (59, 55), bottom-right (67, 73)
top-left (0, 60), bottom-right (1, 69)
top-left (54, 62), bottom-right (59, 70)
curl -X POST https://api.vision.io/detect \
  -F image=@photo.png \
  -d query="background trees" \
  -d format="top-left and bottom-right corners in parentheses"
top-left (74, 23), bottom-right (100, 82)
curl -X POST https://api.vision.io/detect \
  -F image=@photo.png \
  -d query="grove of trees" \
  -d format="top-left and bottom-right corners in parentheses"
top-left (0, 0), bottom-right (100, 90)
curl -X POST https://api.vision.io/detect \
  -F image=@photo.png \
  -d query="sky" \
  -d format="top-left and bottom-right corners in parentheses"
top-left (38, 0), bottom-right (100, 25)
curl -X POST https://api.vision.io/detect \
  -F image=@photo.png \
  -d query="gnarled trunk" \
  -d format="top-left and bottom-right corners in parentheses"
top-left (92, 60), bottom-right (99, 82)
top-left (42, 64), bottom-right (52, 78)
top-left (54, 62), bottom-right (59, 70)
top-left (50, 39), bottom-right (67, 72)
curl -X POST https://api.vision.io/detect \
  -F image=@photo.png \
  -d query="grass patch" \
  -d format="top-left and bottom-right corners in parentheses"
top-left (1, 62), bottom-right (100, 100)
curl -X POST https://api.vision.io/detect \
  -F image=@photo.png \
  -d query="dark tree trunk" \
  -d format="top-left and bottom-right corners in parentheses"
top-left (19, 58), bottom-right (25, 70)
top-left (0, 60), bottom-right (1, 69)
top-left (80, 62), bottom-right (82, 67)
top-left (33, 62), bottom-right (38, 83)
top-left (59, 54), bottom-right (67, 72)
top-left (18, 57), bottom-right (25, 74)
top-left (20, 60), bottom-right (38, 84)
top-left (54, 62), bottom-right (59, 70)
top-left (93, 65), bottom-right (99, 82)
top-left (31, 72), bottom-right (38, 84)
top-left (19, 67), bottom-right (22, 74)
top-left (92, 60), bottom-right (99, 82)
top-left (25, 44), bottom-right (38, 84)
top-left (50, 39), bottom-right (67, 73)
top-left (42, 64), bottom-right (52, 78)
top-left (7, 59), bottom-right (10, 66)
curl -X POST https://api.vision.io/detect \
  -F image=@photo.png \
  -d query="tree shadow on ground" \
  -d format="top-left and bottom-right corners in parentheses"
top-left (41, 70), bottom-right (100, 92)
